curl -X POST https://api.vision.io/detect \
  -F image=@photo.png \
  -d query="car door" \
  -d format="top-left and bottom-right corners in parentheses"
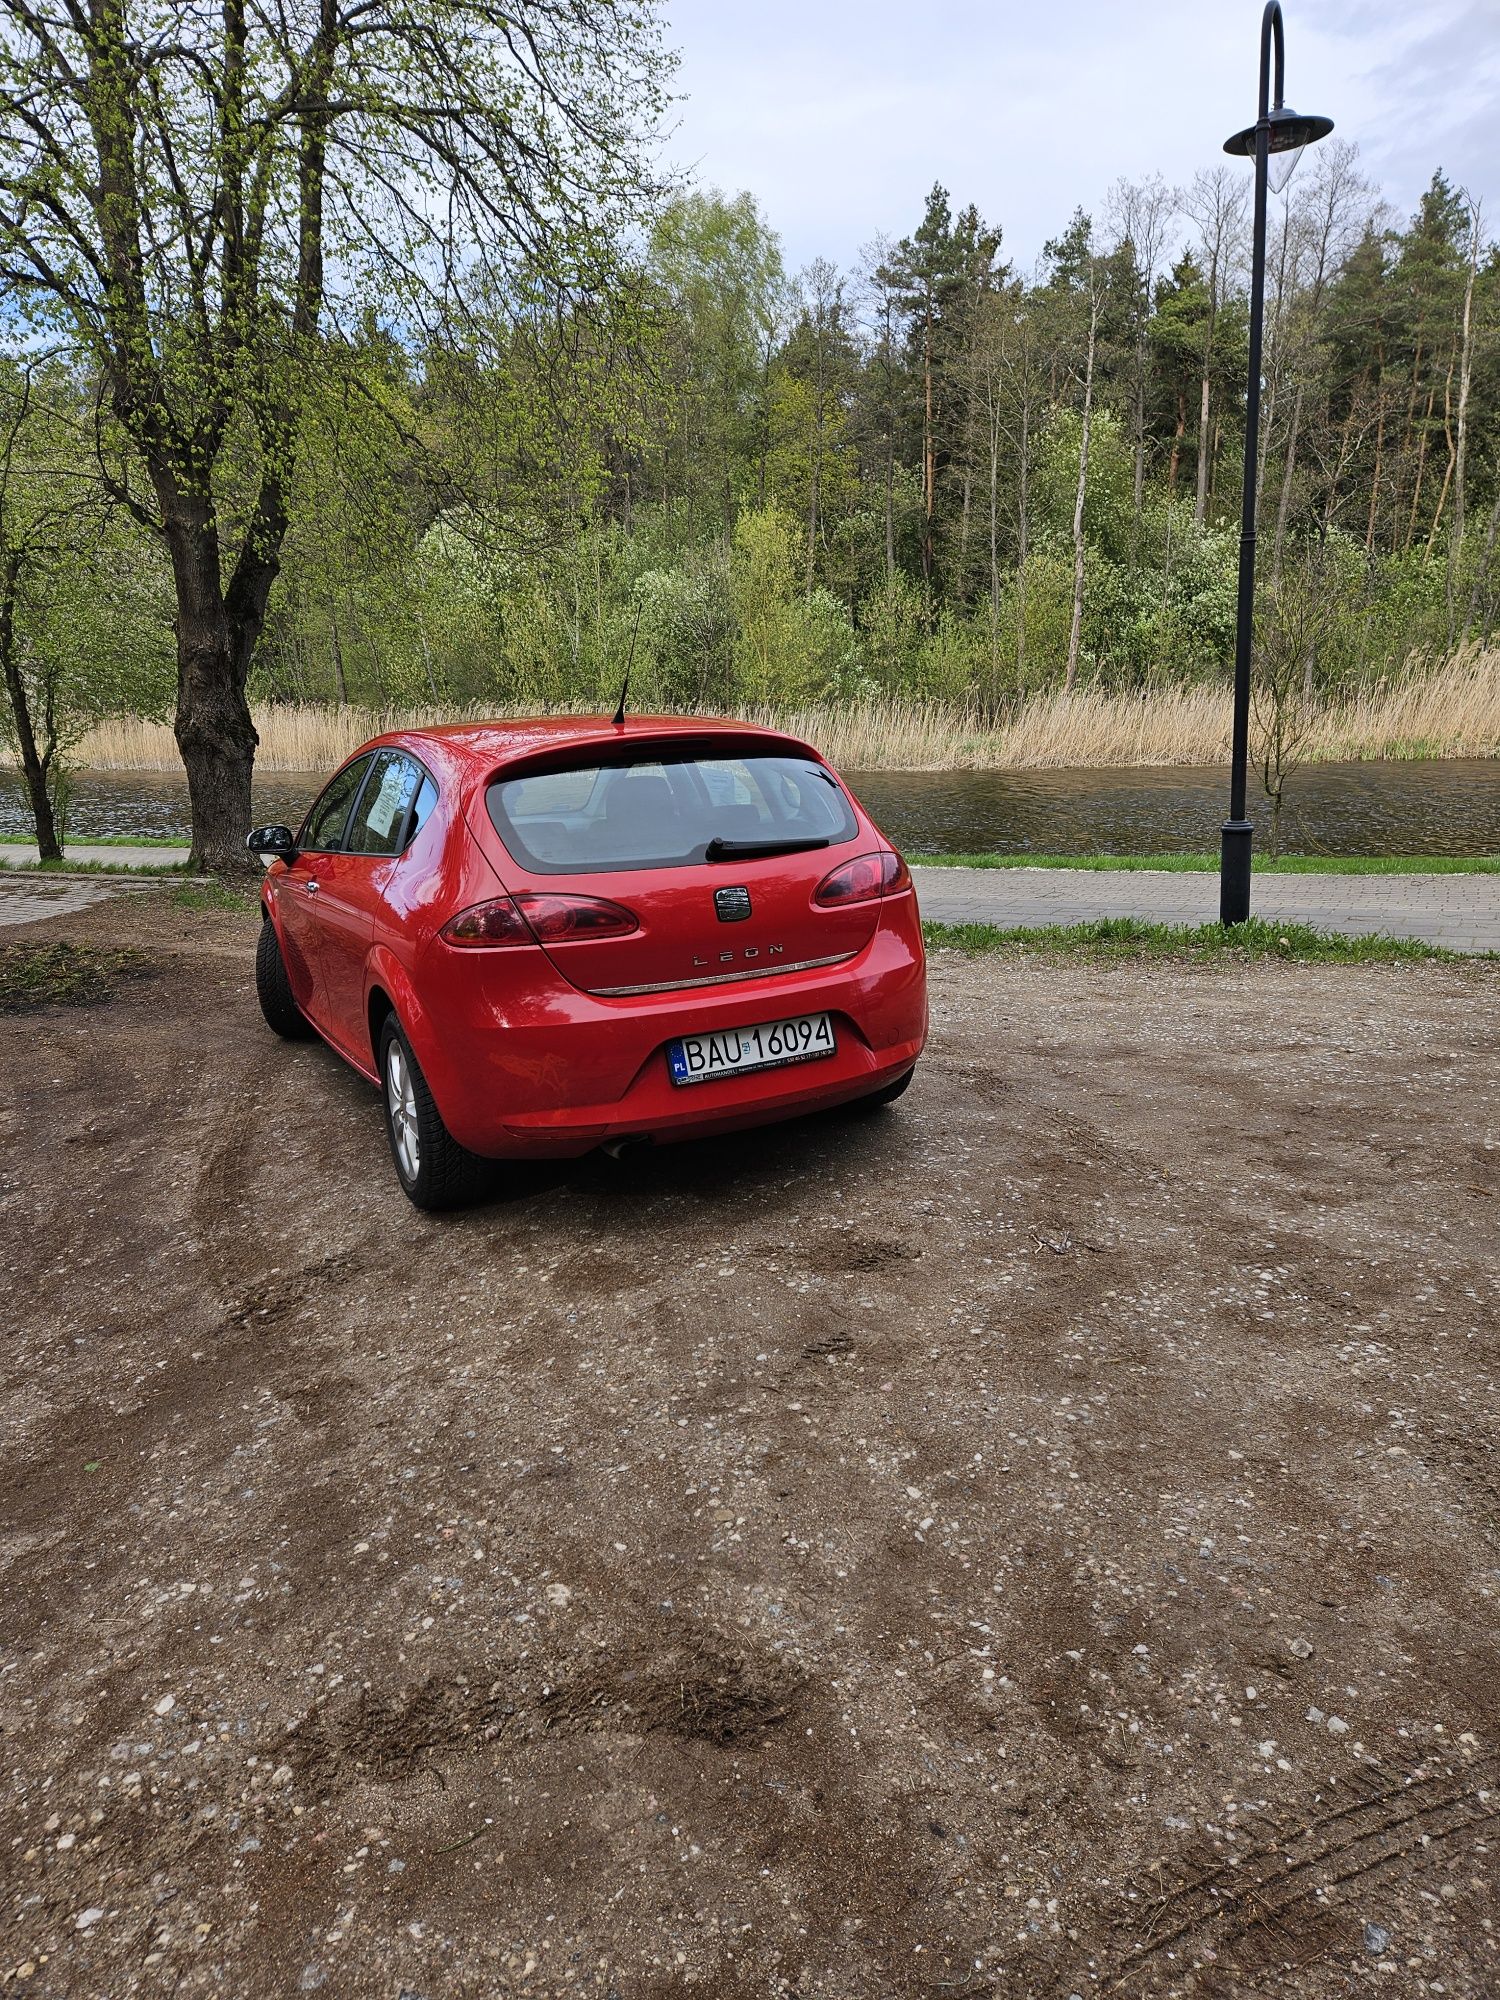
top-left (277, 754), bottom-right (373, 1032)
top-left (314, 751), bottom-right (428, 1058)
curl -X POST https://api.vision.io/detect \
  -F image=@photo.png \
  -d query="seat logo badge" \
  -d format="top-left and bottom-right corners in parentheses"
top-left (714, 885), bottom-right (752, 923)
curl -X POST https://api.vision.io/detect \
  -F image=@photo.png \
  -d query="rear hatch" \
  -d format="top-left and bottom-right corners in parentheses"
top-left (469, 734), bottom-right (884, 996)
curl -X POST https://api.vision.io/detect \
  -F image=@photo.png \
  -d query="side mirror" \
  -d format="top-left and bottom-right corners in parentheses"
top-left (246, 823), bottom-right (298, 863)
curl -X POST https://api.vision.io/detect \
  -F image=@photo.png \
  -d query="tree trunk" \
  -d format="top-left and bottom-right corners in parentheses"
top-left (1131, 351), bottom-right (1147, 552)
top-left (921, 295), bottom-right (935, 593)
top-left (1273, 380), bottom-right (1305, 587)
top-left (0, 561), bottom-right (63, 861)
top-left (1016, 397), bottom-right (1030, 683)
top-left (1066, 302), bottom-right (1098, 694)
top-left (1447, 221), bottom-right (1480, 643)
top-left (1406, 384), bottom-right (1437, 550)
top-left (1168, 390), bottom-right (1185, 493)
top-left (330, 605), bottom-right (348, 704)
top-left (806, 349), bottom-right (824, 600)
top-left (987, 396), bottom-right (1000, 685)
top-left (1462, 479), bottom-right (1500, 643)
top-left (1194, 372), bottom-right (1211, 525)
top-left (883, 430), bottom-right (895, 580)
top-left (1365, 365), bottom-right (1385, 552)
top-left (165, 506), bottom-right (263, 876)
top-left (1425, 337), bottom-right (1460, 558)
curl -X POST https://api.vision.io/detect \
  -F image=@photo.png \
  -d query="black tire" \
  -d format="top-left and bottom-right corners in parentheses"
top-left (378, 1015), bottom-right (495, 1212)
top-left (256, 915), bottom-right (315, 1039)
top-left (858, 1065), bottom-right (916, 1111)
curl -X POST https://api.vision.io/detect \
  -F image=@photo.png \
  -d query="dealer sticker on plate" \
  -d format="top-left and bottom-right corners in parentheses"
top-left (668, 1011), bottom-right (835, 1086)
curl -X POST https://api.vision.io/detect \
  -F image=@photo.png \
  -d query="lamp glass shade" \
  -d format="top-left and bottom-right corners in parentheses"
top-left (1268, 145), bottom-right (1305, 195)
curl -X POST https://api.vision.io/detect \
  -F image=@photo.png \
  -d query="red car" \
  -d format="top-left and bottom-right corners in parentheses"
top-left (247, 717), bottom-right (927, 1208)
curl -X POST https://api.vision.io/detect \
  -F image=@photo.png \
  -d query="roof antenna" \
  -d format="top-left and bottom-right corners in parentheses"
top-left (611, 603), bottom-right (641, 728)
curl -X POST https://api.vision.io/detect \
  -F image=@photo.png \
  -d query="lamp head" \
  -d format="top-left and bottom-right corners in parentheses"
top-left (1224, 104), bottom-right (1334, 192)
top-left (1224, 104), bottom-right (1335, 156)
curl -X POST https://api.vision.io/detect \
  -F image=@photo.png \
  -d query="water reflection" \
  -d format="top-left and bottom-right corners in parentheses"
top-left (850, 761), bottom-right (1500, 858)
top-left (1, 759), bottom-right (1496, 857)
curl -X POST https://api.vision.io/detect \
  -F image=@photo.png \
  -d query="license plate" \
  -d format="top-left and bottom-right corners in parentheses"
top-left (667, 1011), bottom-right (836, 1087)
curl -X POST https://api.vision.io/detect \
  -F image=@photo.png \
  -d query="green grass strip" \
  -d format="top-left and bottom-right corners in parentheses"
top-left (922, 915), bottom-right (1494, 965)
top-left (0, 854), bottom-right (194, 876)
top-left (0, 834), bottom-right (191, 849)
top-left (910, 851), bottom-right (1500, 875)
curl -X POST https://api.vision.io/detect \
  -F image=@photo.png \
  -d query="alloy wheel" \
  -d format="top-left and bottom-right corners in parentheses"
top-left (386, 1038), bottom-right (420, 1182)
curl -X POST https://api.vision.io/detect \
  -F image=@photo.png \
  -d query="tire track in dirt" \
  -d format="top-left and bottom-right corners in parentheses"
top-left (1100, 1750), bottom-right (1500, 1993)
top-left (279, 1625), bottom-right (802, 1794)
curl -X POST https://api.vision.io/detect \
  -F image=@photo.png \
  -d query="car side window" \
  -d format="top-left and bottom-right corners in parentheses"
top-left (300, 755), bottom-right (373, 852)
top-left (344, 751), bottom-right (428, 858)
top-left (408, 773), bottom-right (438, 843)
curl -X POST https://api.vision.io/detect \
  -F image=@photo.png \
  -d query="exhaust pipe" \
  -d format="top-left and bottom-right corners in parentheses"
top-left (601, 1135), bottom-right (654, 1162)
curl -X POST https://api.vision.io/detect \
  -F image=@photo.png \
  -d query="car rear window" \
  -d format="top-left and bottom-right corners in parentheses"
top-left (487, 750), bottom-right (859, 874)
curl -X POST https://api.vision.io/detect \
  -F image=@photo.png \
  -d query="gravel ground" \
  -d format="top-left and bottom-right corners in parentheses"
top-left (2, 894), bottom-right (1498, 2000)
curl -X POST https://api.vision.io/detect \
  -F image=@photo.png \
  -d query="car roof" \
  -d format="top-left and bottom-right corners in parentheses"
top-left (358, 714), bottom-right (821, 779)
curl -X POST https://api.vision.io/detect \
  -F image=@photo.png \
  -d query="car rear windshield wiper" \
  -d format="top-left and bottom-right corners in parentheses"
top-left (704, 834), bottom-right (831, 861)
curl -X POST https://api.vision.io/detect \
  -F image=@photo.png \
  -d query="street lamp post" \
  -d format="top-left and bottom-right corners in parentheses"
top-left (1219, 4), bottom-right (1333, 924)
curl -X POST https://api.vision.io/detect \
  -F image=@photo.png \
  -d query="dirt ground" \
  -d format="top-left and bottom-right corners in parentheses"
top-left (2, 891), bottom-right (1498, 2000)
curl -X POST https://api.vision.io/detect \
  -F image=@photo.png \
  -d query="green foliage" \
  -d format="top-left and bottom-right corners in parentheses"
top-left (730, 505), bottom-right (859, 704)
top-left (4, 88), bottom-right (1496, 777)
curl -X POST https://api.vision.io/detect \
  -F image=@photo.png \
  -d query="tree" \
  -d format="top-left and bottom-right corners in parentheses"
top-left (1252, 543), bottom-right (1350, 854)
top-left (968, 277), bottom-right (1046, 683)
top-left (0, 0), bottom-right (670, 868)
top-left (856, 237), bottom-right (905, 581)
top-left (0, 358), bottom-right (172, 855)
top-left (767, 259), bottom-right (859, 595)
top-left (1106, 173), bottom-right (1176, 544)
top-left (879, 186), bottom-right (1004, 597)
top-left (1151, 254), bottom-right (1213, 497)
top-left (1043, 211), bottom-right (1118, 692)
top-left (645, 192), bottom-right (788, 527)
top-left (1184, 168), bottom-right (1250, 525)
top-left (1445, 195), bottom-right (1485, 642)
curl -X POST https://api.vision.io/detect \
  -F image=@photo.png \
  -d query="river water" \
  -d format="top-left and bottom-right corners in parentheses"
top-left (1, 759), bottom-right (1496, 856)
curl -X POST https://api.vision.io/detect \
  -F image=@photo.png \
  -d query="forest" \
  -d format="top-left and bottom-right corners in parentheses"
top-left (0, 0), bottom-right (1498, 862)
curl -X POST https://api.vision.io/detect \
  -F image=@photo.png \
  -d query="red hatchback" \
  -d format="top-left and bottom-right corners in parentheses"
top-left (248, 717), bottom-right (927, 1208)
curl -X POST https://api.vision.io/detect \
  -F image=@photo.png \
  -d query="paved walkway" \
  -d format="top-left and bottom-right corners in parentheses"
top-left (2, 854), bottom-right (1494, 951)
top-left (0, 875), bottom-right (164, 927)
top-left (912, 866), bottom-right (1500, 953)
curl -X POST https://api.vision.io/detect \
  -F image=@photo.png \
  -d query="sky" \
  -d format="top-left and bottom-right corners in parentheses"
top-left (663, 0), bottom-right (1500, 274)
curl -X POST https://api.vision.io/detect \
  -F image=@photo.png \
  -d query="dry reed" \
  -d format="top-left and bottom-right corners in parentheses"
top-left (46, 649), bottom-right (1500, 774)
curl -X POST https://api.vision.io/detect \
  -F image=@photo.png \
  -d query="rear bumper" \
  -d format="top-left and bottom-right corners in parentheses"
top-left (404, 898), bottom-right (927, 1159)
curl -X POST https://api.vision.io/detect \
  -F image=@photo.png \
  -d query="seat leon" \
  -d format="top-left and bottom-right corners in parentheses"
top-left (247, 717), bottom-right (927, 1208)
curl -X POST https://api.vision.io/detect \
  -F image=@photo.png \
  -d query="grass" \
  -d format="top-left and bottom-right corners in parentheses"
top-left (921, 915), bottom-right (1491, 966)
top-left (910, 851), bottom-right (1500, 874)
top-left (0, 940), bottom-right (154, 1011)
top-left (0, 834), bottom-right (191, 850)
top-left (32, 649), bottom-right (1500, 774)
top-left (0, 854), bottom-right (193, 876)
top-left (171, 879), bottom-right (257, 912)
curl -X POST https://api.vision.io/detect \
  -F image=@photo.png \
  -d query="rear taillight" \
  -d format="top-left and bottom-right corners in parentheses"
top-left (441, 897), bottom-right (533, 947)
top-left (440, 893), bottom-right (639, 949)
top-left (813, 849), bottom-right (911, 907)
top-left (515, 894), bottom-right (638, 943)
